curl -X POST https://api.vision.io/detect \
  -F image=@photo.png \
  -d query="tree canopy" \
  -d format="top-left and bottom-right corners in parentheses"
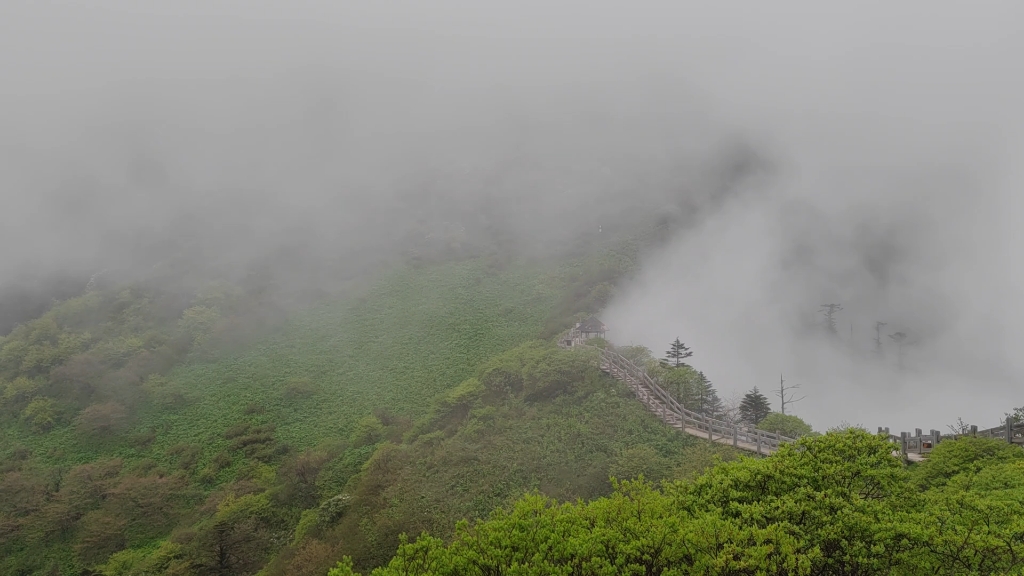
top-left (739, 386), bottom-right (772, 425)
top-left (757, 412), bottom-right (814, 438)
top-left (662, 338), bottom-right (692, 368)
top-left (329, 431), bottom-right (1024, 576)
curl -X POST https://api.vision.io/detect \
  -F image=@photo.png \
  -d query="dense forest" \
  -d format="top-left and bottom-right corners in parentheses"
top-left (329, 431), bottom-right (1024, 576)
top-left (3, 208), bottom-right (1023, 576)
top-left (1, 220), bottom-right (733, 575)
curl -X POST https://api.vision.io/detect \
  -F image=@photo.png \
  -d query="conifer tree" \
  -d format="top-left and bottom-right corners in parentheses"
top-left (819, 303), bottom-right (842, 336)
top-left (739, 386), bottom-right (772, 425)
top-left (663, 338), bottom-right (693, 368)
top-left (695, 371), bottom-right (724, 417)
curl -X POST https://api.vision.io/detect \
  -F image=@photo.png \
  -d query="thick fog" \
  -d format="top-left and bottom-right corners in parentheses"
top-left (2, 2), bottom-right (1022, 429)
top-left (0, 1), bottom-right (735, 277)
top-left (598, 2), bottom-right (1024, 431)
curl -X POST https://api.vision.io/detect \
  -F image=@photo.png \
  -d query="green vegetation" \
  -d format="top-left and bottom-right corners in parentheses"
top-left (739, 386), bottom-right (772, 424)
top-left (265, 341), bottom-right (730, 573)
top-left (3, 219), bottom-right (1022, 576)
top-left (0, 226), bottom-right (687, 575)
top-left (331, 431), bottom-right (1024, 576)
top-left (619, 344), bottom-right (727, 419)
top-left (757, 412), bottom-right (814, 438)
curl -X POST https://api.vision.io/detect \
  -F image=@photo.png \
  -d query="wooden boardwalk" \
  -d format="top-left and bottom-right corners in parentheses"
top-left (590, 345), bottom-right (791, 456)
top-left (879, 420), bottom-right (1024, 461)
top-left (564, 331), bottom-right (1024, 462)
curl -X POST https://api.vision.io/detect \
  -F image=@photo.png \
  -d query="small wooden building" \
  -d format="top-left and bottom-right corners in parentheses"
top-left (562, 316), bottom-right (608, 347)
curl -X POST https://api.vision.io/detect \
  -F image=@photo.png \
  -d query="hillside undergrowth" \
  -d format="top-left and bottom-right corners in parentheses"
top-left (1, 227), bottom-right (682, 575)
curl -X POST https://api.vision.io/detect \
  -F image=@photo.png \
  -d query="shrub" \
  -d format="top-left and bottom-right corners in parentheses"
top-left (224, 422), bottom-right (285, 462)
top-left (276, 449), bottom-right (331, 507)
top-left (757, 412), bottom-right (814, 438)
top-left (178, 305), bottom-right (221, 346)
top-left (912, 436), bottom-right (1024, 489)
top-left (317, 493), bottom-right (353, 527)
top-left (1, 376), bottom-right (43, 411)
top-left (292, 509), bottom-right (321, 545)
top-left (141, 375), bottom-right (190, 408)
top-left (609, 445), bottom-right (673, 484)
top-left (350, 415), bottom-right (385, 448)
top-left (672, 442), bottom-right (740, 481)
top-left (129, 427), bottom-right (157, 448)
top-left (166, 443), bottom-right (202, 471)
top-left (21, 396), bottom-right (59, 432)
top-left (288, 539), bottom-right (341, 576)
top-left (283, 378), bottom-right (318, 401)
top-left (75, 402), bottom-right (128, 436)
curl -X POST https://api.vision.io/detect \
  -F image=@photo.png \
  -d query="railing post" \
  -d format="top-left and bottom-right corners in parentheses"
top-left (707, 415), bottom-right (713, 440)
top-left (970, 425), bottom-right (978, 437)
top-left (931, 429), bottom-right (940, 447)
top-left (1008, 417), bottom-right (1014, 443)
top-left (915, 429), bottom-right (923, 455)
top-left (732, 425), bottom-right (738, 447)
top-left (756, 429), bottom-right (763, 455)
top-left (900, 432), bottom-right (907, 456)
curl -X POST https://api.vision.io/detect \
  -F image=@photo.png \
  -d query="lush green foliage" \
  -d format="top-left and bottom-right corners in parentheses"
top-left (0, 228), bottom-right (678, 575)
top-left (641, 352), bottom-right (726, 418)
top-left (332, 432), bottom-right (1024, 576)
top-left (909, 434), bottom-right (1024, 489)
top-left (0, 258), bottom-right (570, 575)
top-left (757, 412), bottom-right (814, 438)
top-left (264, 341), bottom-right (731, 573)
top-left (9, 215), bottom-right (1021, 576)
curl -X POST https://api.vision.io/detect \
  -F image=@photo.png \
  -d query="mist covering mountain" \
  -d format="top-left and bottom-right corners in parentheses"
top-left (2, 0), bottom-right (1023, 429)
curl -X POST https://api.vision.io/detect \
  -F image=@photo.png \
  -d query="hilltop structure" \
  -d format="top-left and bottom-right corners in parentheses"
top-left (563, 315), bottom-right (608, 347)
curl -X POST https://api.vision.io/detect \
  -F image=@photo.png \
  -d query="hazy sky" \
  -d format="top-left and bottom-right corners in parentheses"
top-left (2, 1), bottom-right (1023, 430)
top-left (596, 2), bottom-right (1024, 430)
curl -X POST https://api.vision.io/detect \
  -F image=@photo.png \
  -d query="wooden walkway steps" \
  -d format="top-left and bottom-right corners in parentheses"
top-left (592, 345), bottom-right (792, 456)
top-left (562, 330), bottom-right (1024, 462)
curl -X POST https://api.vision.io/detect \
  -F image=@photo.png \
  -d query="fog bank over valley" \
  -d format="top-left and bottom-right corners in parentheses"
top-left (603, 2), bottom-right (1024, 431)
top-left (1, 1), bottom-right (1023, 430)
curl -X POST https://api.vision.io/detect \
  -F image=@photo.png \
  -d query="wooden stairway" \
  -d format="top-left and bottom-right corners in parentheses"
top-left (594, 348), bottom-right (791, 456)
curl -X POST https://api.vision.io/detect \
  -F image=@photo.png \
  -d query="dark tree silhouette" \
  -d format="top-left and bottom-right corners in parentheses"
top-left (663, 338), bottom-right (693, 368)
top-left (889, 331), bottom-right (908, 369)
top-left (739, 387), bottom-right (772, 425)
top-left (873, 321), bottom-right (887, 357)
top-left (819, 304), bottom-right (843, 336)
top-left (695, 371), bottom-right (724, 417)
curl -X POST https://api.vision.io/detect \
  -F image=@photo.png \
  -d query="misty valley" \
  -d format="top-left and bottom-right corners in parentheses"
top-left (3, 2), bottom-right (1024, 575)
top-left (3, 211), bottom-right (1023, 576)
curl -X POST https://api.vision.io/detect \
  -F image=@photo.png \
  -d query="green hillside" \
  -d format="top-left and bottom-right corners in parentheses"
top-left (133, 260), bottom-right (562, 464)
top-left (2, 260), bottom-right (553, 458)
top-left (333, 432), bottom-right (1024, 576)
top-left (4, 225), bottom-right (1023, 576)
top-left (3, 229), bottom-right (726, 576)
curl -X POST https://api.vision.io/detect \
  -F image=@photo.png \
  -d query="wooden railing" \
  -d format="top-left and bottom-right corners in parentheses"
top-left (878, 419), bottom-right (1024, 458)
top-left (562, 333), bottom-right (1024, 460)
top-left (589, 344), bottom-right (795, 456)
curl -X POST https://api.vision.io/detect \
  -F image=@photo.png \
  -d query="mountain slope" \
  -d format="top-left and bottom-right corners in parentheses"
top-left (2, 228), bottom-right (713, 576)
